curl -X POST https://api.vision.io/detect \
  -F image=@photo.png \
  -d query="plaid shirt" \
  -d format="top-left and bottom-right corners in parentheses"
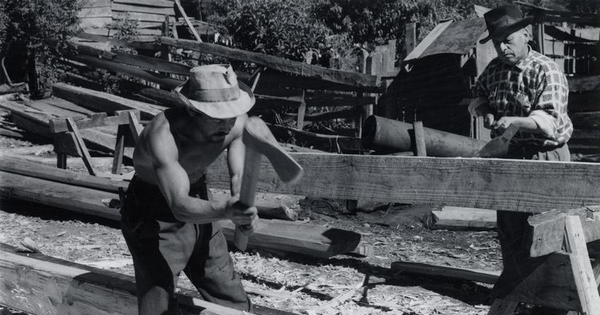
top-left (475, 49), bottom-right (572, 147)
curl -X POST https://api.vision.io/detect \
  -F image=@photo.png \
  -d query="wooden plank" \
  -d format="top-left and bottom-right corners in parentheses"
top-left (0, 243), bottom-right (288, 315)
top-left (159, 37), bottom-right (381, 91)
top-left (528, 206), bottom-right (600, 257)
top-left (79, 17), bottom-right (112, 29)
top-left (44, 97), bottom-right (97, 115)
top-left (49, 111), bottom-right (140, 133)
top-left (78, 6), bottom-right (112, 18)
top-left (112, 3), bottom-right (174, 16)
top-left (52, 82), bottom-right (165, 119)
top-left (113, 0), bottom-right (174, 8)
top-left (65, 54), bottom-right (184, 90)
top-left (72, 39), bottom-right (191, 75)
top-left (206, 153), bottom-right (600, 213)
top-left (113, 12), bottom-right (174, 23)
top-left (79, 0), bottom-right (111, 8)
top-left (75, 32), bottom-right (161, 50)
top-left (390, 260), bottom-right (500, 284)
top-left (564, 215), bottom-right (600, 314)
top-left (431, 207), bottom-right (496, 230)
top-left (218, 220), bottom-right (360, 258)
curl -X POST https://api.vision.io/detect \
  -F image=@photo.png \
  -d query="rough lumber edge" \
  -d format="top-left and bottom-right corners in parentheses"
top-left (390, 260), bottom-right (500, 284)
top-left (528, 205), bottom-right (600, 257)
top-left (0, 243), bottom-right (289, 315)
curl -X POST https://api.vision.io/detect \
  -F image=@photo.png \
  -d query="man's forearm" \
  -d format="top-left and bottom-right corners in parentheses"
top-left (171, 197), bottom-right (227, 224)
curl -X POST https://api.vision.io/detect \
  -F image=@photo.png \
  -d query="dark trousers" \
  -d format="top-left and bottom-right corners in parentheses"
top-left (121, 176), bottom-right (251, 315)
top-left (496, 144), bottom-right (571, 291)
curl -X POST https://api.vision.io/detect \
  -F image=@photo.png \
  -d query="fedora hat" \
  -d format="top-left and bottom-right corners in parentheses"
top-left (479, 5), bottom-right (533, 44)
top-left (175, 64), bottom-right (255, 119)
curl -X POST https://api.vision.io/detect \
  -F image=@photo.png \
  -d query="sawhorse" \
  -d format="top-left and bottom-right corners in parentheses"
top-left (49, 110), bottom-right (142, 176)
top-left (489, 206), bottom-right (600, 315)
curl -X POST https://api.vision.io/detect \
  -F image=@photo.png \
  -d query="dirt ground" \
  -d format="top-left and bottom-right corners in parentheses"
top-left (0, 115), bottom-right (503, 315)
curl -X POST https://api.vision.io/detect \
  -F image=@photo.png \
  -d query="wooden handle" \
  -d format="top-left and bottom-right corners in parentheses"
top-left (233, 117), bottom-right (304, 251)
top-left (233, 147), bottom-right (262, 251)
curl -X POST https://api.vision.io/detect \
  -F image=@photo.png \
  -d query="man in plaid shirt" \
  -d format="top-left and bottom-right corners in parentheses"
top-left (468, 4), bottom-right (573, 310)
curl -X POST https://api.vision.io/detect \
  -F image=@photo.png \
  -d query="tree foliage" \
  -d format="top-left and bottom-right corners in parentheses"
top-left (1, 0), bottom-right (81, 97)
top-left (199, 0), bottom-right (597, 70)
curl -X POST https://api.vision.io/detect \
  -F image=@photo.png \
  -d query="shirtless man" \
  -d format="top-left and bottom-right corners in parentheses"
top-left (120, 64), bottom-right (259, 314)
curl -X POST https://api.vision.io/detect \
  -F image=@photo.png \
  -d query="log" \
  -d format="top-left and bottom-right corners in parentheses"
top-left (0, 243), bottom-right (291, 315)
top-left (390, 260), bottom-right (500, 284)
top-left (361, 115), bottom-right (487, 157)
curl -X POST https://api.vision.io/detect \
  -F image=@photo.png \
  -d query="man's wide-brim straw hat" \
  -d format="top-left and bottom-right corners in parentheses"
top-left (479, 5), bottom-right (534, 44)
top-left (175, 64), bottom-right (255, 119)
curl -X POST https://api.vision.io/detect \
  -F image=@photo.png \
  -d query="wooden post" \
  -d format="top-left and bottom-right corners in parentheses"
top-left (66, 117), bottom-right (96, 176)
top-left (112, 125), bottom-right (127, 175)
top-left (413, 121), bottom-right (426, 156)
top-left (174, 0), bottom-right (202, 42)
top-left (564, 216), bottom-right (600, 314)
top-left (405, 23), bottom-right (417, 57)
top-left (297, 90), bottom-right (306, 131)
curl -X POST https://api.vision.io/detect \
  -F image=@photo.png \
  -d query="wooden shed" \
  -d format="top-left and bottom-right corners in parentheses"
top-left (78, 0), bottom-right (176, 41)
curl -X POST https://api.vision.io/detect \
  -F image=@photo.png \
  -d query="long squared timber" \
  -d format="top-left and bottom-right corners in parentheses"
top-left (159, 37), bottom-right (381, 91)
top-left (0, 169), bottom-right (360, 258)
top-left (206, 153), bottom-right (600, 213)
top-left (0, 243), bottom-right (290, 315)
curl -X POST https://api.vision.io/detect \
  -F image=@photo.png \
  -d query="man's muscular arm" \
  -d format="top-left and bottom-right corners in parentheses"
top-left (149, 131), bottom-right (229, 224)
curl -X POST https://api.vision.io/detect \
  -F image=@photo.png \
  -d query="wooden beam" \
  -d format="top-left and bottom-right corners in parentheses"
top-left (52, 83), bottom-right (165, 119)
top-left (65, 54), bottom-right (184, 90)
top-left (528, 206), bottom-right (600, 257)
top-left (0, 169), bottom-right (361, 258)
top-left (0, 171), bottom-right (120, 221)
top-left (159, 37), bottom-right (381, 90)
top-left (0, 154), bottom-right (129, 193)
top-left (72, 41), bottom-right (192, 76)
top-left (205, 153), bottom-right (600, 213)
top-left (0, 243), bottom-right (290, 315)
top-left (390, 260), bottom-right (500, 284)
top-left (218, 219), bottom-right (359, 258)
top-left (49, 110), bottom-right (140, 133)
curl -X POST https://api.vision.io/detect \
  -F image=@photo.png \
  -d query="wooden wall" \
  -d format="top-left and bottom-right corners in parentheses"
top-left (78, 0), bottom-right (175, 41)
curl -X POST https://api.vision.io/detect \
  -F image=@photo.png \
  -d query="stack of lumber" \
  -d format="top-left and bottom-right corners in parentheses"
top-left (0, 155), bottom-right (362, 258)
